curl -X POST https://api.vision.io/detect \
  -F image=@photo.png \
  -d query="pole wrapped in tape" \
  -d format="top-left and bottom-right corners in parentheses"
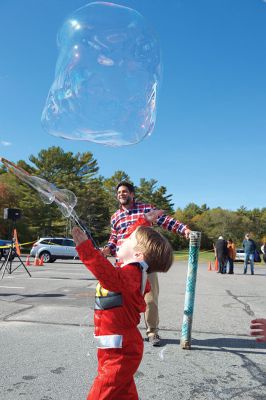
top-left (180, 231), bottom-right (201, 349)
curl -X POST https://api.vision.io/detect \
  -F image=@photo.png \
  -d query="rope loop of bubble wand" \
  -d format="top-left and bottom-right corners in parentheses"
top-left (0, 157), bottom-right (98, 248)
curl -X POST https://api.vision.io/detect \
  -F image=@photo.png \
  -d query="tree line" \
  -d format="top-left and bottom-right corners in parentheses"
top-left (0, 147), bottom-right (265, 250)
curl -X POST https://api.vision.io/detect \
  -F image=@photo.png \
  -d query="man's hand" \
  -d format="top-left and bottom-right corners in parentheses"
top-left (250, 318), bottom-right (266, 342)
top-left (72, 227), bottom-right (88, 246)
top-left (145, 209), bottom-right (164, 223)
top-left (184, 228), bottom-right (191, 239)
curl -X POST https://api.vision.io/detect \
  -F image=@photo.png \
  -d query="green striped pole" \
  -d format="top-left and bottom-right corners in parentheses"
top-left (180, 231), bottom-right (201, 349)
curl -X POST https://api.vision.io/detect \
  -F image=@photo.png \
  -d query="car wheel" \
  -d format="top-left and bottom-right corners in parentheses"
top-left (40, 251), bottom-right (52, 263)
top-left (50, 258), bottom-right (56, 263)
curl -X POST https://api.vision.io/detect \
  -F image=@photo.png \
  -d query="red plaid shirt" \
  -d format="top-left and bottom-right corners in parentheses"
top-left (107, 201), bottom-right (188, 256)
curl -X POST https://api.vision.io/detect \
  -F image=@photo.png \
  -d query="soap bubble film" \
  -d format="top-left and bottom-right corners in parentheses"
top-left (0, 157), bottom-right (77, 217)
top-left (0, 157), bottom-right (97, 247)
top-left (41, 1), bottom-right (161, 146)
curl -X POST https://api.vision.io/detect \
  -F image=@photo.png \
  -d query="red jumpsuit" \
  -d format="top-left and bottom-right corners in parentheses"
top-left (76, 218), bottom-right (150, 400)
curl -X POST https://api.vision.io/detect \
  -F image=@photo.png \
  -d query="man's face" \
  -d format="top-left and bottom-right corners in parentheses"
top-left (117, 185), bottom-right (134, 207)
top-left (117, 230), bottom-right (138, 262)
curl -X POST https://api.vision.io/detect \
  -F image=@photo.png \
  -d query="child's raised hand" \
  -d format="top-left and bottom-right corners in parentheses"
top-left (145, 209), bottom-right (164, 223)
top-left (72, 227), bottom-right (88, 246)
top-left (100, 247), bottom-right (111, 257)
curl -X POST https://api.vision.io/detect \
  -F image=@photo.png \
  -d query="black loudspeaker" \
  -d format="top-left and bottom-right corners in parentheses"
top-left (3, 208), bottom-right (22, 221)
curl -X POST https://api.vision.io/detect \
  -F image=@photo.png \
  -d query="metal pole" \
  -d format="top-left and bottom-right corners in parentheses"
top-left (180, 231), bottom-right (201, 349)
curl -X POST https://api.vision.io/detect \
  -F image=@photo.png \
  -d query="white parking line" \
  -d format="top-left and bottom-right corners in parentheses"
top-left (0, 286), bottom-right (25, 289)
top-left (15, 277), bottom-right (92, 281)
top-left (30, 272), bottom-right (89, 276)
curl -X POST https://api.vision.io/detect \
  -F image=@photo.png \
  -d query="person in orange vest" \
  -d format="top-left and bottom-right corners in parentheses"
top-left (227, 238), bottom-right (236, 274)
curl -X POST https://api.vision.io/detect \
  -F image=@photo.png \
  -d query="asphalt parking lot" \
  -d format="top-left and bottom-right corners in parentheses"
top-left (0, 256), bottom-right (265, 400)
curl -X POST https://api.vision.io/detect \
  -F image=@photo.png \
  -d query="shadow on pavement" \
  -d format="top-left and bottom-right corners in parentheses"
top-left (192, 337), bottom-right (266, 355)
top-left (152, 337), bottom-right (266, 355)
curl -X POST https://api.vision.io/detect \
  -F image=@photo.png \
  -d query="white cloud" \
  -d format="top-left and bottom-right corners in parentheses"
top-left (0, 141), bottom-right (12, 146)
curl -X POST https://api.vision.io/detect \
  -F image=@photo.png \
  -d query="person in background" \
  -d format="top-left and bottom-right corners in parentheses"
top-left (261, 241), bottom-right (266, 264)
top-left (215, 236), bottom-right (228, 274)
top-left (101, 181), bottom-right (190, 346)
top-left (227, 238), bottom-right (236, 274)
top-left (250, 319), bottom-right (266, 342)
top-left (242, 233), bottom-right (256, 275)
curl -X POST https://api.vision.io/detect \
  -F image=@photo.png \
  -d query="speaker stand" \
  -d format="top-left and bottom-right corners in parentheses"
top-left (0, 239), bottom-right (31, 279)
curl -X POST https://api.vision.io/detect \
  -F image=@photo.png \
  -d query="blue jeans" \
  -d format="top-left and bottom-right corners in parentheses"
top-left (227, 257), bottom-right (234, 273)
top-left (244, 253), bottom-right (254, 274)
top-left (218, 259), bottom-right (227, 273)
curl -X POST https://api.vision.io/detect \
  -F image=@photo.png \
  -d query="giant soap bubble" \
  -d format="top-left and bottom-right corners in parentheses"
top-left (41, 1), bottom-right (161, 147)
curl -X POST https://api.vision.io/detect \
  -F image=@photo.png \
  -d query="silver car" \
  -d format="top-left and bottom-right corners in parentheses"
top-left (235, 248), bottom-right (245, 262)
top-left (234, 248), bottom-right (260, 263)
top-left (30, 237), bottom-right (78, 263)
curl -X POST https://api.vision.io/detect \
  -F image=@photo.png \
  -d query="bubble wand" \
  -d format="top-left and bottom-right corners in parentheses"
top-left (0, 157), bottom-right (97, 248)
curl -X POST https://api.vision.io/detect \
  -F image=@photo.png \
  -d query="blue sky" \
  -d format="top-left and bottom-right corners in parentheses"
top-left (0, 0), bottom-right (265, 211)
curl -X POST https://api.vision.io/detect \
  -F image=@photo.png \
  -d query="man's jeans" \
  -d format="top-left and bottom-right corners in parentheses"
top-left (218, 260), bottom-right (227, 273)
top-left (244, 253), bottom-right (254, 274)
top-left (227, 257), bottom-right (234, 273)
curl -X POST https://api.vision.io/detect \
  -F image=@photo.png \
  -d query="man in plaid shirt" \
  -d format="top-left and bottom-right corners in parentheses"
top-left (102, 181), bottom-right (190, 346)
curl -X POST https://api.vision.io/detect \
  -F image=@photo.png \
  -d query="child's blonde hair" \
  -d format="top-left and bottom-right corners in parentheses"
top-left (135, 226), bottom-right (173, 273)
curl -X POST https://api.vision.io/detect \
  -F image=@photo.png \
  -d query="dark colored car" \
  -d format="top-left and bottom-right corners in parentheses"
top-left (0, 239), bottom-right (13, 260)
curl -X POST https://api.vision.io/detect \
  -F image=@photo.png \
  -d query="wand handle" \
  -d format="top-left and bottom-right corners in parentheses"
top-left (180, 231), bottom-right (201, 349)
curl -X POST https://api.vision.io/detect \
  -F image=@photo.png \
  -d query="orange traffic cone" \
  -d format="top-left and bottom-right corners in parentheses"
top-left (26, 255), bottom-right (31, 266)
top-left (39, 256), bottom-right (44, 266)
top-left (34, 255), bottom-right (40, 266)
top-left (208, 261), bottom-right (212, 271)
top-left (215, 258), bottom-right (219, 271)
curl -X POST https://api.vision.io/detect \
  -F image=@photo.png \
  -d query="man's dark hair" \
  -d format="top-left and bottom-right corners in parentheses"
top-left (116, 181), bottom-right (135, 193)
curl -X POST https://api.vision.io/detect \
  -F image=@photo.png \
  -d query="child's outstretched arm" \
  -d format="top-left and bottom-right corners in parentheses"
top-left (72, 226), bottom-right (143, 294)
top-left (250, 318), bottom-right (266, 342)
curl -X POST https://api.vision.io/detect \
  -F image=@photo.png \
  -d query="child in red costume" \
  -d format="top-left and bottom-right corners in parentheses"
top-left (72, 210), bottom-right (173, 400)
